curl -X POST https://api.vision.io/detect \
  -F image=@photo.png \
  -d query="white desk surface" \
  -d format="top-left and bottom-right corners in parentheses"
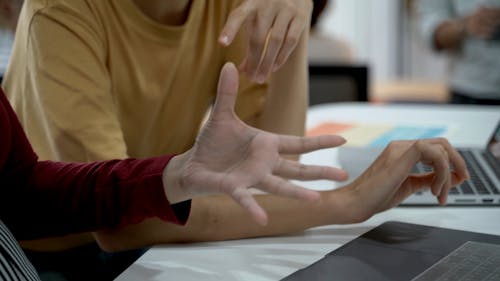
top-left (116, 103), bottom-right (500, 281)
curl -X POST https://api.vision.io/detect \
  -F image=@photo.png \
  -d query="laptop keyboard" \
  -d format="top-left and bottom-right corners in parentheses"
top-left (482, 151), bottom-right (500, 183)
top-left (411, 241), bottom-right (500, 281)
top-left (412, 149), bottom-right (499, 196)
top-left (458, 150), bottom-right (499, 195)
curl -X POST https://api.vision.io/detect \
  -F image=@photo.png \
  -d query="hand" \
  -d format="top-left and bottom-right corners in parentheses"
top-left (464, 6), bottom-right (500, 40)
top-left (164, 62), bottom-right (348, 225)
top-left (218, 0), bottom-right (312, 84)
top-left (337, 139), bottom-right (469, 223)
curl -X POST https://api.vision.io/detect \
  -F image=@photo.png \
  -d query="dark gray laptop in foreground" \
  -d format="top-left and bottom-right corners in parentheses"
top-left (282, 221), bottom-right (500, 281)
top-left (338, 121), bottom-right (500, 206)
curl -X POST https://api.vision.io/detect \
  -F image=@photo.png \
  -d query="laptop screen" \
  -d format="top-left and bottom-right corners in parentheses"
top-left (487, 122), bottom-right (500, 164)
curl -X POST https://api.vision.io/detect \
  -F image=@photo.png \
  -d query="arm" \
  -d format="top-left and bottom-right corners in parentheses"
top-left (95, 192), bottom-right (352, 250)
top-left (0, 90), bottom-right (190, 241)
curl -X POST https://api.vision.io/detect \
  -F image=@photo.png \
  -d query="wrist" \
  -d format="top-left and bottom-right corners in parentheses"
top-left (317, 187), bottom-right (365, 225)
top-left (334, 184), bottom-right (373, 224)
top-left (162, 152), bottom-right (191, 204)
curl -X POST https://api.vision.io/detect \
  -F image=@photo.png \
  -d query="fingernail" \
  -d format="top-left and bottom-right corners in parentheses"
top-left (257, 75), bottom-right (266, 84)
top-left (219, 35), bottom-right (229, 46)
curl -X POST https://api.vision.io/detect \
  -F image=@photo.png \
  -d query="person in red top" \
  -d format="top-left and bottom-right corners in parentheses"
top-left (0, 63), bottom-right (469, 280)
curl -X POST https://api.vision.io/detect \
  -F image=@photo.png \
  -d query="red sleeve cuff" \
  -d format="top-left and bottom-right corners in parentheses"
top-left (125, 155), bottom-right (191, 227)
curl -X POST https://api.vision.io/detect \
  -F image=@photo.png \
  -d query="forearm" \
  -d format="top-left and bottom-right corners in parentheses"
top-left (94, 190), bottom-right (353, 251)
top-left (6, 156), bottom-right (188, 240)
top-left (185, 191), bottom-right (354, 241)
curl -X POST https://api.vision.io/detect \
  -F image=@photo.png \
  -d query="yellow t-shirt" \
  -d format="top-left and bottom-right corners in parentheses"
top-left (4, 0), bottom-right (267, 161)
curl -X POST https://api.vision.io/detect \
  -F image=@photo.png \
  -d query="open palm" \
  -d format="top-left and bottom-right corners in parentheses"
top-left (177, 63), bottom-right (347, 225)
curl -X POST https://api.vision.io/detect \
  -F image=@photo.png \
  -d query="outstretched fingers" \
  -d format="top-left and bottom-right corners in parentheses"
top-left (274, 17), bottom-right (303, 70)
top-left (277, 135), bottom-right (346, 154)
top-left (220, 174), bottom-right (319, 225)
top-left (260, 175), bottom-right (320, 202)
top-left (274, 158), bottom-right (349, 181)
top-left (229, 188), bottom-right (269, 226)
top-left (255, 11), bottom-right (293, 82)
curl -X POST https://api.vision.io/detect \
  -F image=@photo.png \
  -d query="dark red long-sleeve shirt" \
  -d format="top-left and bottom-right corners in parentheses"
top-left (0, 88), bottom-right (190, 240)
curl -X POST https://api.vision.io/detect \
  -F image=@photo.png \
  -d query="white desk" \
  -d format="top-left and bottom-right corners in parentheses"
top-left (116, 103), bottom-right (500, 281)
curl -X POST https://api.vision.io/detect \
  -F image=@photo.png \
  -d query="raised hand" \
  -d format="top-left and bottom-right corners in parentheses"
top-left (337, 139), bottom-right (470, 223)
top-left (163, 62), bottom-right (348, 225)
top-left (218, 0), bottom-right (312, 84)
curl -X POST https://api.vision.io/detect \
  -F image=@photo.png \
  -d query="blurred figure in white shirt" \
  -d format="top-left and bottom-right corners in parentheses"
top-left (417, 0), bottom-right (500, 105)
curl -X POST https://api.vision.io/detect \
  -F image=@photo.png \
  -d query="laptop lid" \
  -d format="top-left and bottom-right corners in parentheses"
top-left (281, 221), bottom-right (500, 281)
top-left (485, 121), bottom-right (500, 170)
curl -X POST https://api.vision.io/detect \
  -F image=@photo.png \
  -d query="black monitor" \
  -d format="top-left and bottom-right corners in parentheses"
top-left (308, 64), bottom-right (369, 106)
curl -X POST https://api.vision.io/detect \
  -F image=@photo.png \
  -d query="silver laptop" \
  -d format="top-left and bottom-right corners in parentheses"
top-left (338, 121), bottom-right (500, 205)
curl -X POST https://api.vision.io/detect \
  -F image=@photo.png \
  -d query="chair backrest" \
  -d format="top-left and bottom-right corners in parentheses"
top-left (308, 64), bottom-right (369, 106)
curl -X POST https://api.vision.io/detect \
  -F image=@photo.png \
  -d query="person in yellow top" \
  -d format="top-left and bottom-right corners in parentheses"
top-left (2, 0), bottom-right (469, 280)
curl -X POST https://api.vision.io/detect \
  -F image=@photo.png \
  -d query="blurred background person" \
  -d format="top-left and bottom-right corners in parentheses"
top-left (309, 0), bottom-right (353, 63)
top-left (417, 0), bottom-right (500, 105)
top-left (0, 0), bottom-right (22, 83)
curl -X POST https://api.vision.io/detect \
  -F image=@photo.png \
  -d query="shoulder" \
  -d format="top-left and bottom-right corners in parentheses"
top-left (24, 0), bottom-right (98, 18)
top-left (24, 0), bottom-right (105, 32)
top-left (21, 0), bottom-right (107, 47)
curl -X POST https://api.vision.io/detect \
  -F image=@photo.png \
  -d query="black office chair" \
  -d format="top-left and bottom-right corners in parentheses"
top-left (308, 64), bottom-right (369, 106)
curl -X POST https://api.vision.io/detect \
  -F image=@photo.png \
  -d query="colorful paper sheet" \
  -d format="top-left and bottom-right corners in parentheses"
top-left (307, 122), bottom-right (447, 147)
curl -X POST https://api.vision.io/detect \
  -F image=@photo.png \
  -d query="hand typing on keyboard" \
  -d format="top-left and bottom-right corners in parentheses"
top-left (333, 138), bottom-right (470, 223)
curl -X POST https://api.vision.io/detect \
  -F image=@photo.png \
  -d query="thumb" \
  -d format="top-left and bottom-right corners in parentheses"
top-left (212, 62), bottom-right (240, 119)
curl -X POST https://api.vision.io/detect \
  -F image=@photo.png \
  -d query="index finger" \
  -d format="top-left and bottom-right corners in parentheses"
top-left (278, 135), bottom-right (346, 154)
top-left (219, 2), bottom-right (253, 46)
top-left (429, 138), bottom-right (469, 182)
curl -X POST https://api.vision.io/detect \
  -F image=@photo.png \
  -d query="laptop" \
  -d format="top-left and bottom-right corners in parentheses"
top-left (337, 121), bottom-right (500, 205)
top-left (282, 221), bottom-right (500, 281)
